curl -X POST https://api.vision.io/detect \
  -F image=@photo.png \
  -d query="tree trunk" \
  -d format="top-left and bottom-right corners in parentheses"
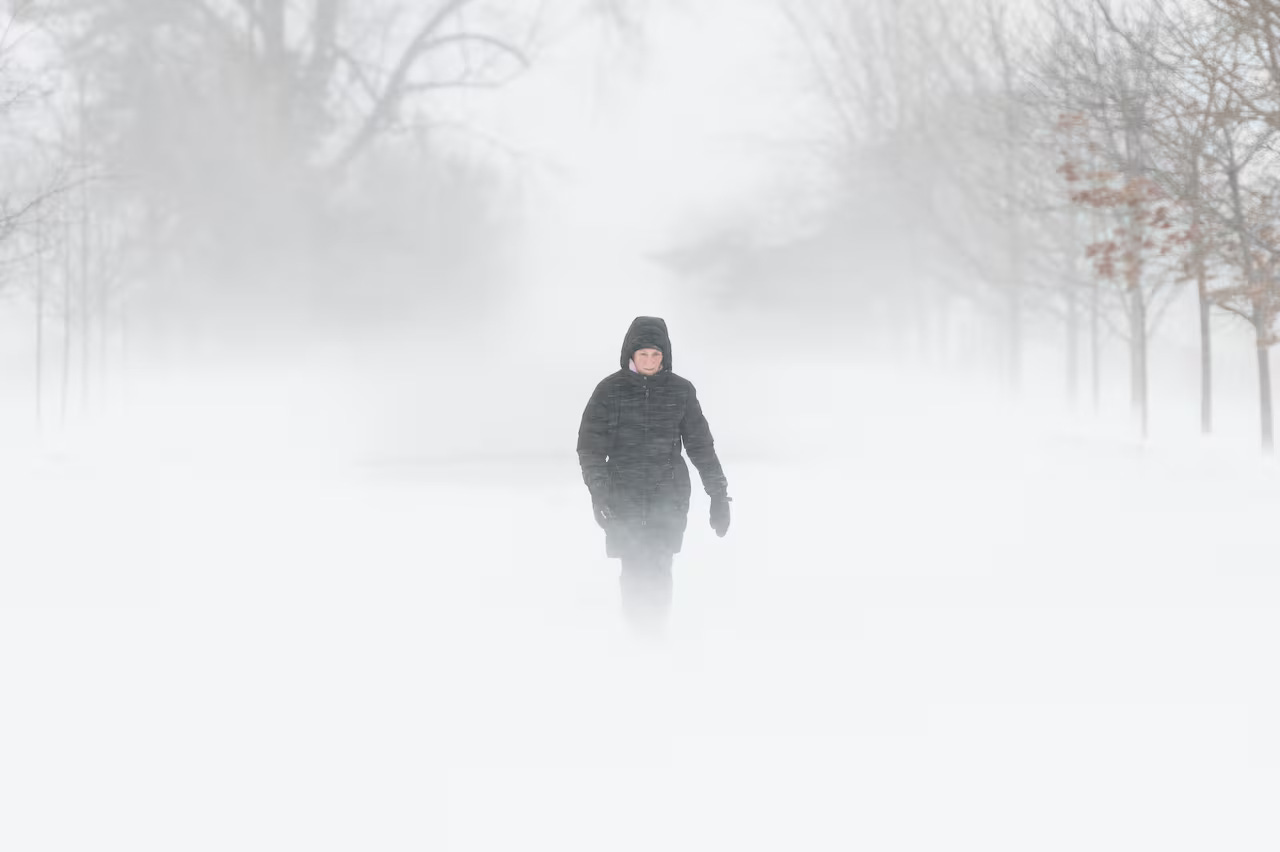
top-left (80, 174), bottom-right (91, 414)
top-left (98, 217), bottom-right (109, 401)
top-left (1007, 284), bottom-right (1021, 394)
top-left (35, 215), bottom-right (45, 430)
top-left (1130, 288), bottom-right (1148, 439)
top-left (1122, 193), bottom-right (1148, 438)
top-left (61, 215), bottom-right (73, 427)
top-left (1000, 20), bottom-right (1021, 396)
top-left (1258, 341), bottom-right (1274, 454)
top-left (78, 77), bottom-right (92, 416)
top-left (258, 0), bottom-right (292, 169)
top-left (1190, 157), bottom-right (1212, 435)
top-left (1255, 313), bottom-right (1274, 454)
top-left (1090, 229), bottom-right (1102, 414)
top-left (1066, 280), bottom-right (1079, 408)
top-left (1065, 210), bottom-right (1083, 410)
top-left (260, 0), bottom-right (287, 70)
top-left (1198, 276), bottom-right (1213, 435)
top-left (305, 0), bottom-right (341, 98)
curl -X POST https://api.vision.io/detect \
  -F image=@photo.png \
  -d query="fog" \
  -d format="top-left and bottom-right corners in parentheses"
top-left (2, 0), bottom-right (1279, 850)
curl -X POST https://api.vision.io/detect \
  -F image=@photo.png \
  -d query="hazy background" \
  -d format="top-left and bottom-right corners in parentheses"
top-left (2, 1), bottom-right (1279, 850)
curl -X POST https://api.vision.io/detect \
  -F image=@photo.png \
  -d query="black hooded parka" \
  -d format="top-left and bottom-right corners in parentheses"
top-left (577, 317), bottom-right (728, 559)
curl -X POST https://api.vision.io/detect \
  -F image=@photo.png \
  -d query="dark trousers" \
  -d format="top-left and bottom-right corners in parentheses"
top-left (619, 551), bottom-right (673, 634)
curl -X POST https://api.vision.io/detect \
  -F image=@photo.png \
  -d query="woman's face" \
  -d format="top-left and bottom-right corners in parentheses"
top-left (633, 348), bottom-right (663, 376)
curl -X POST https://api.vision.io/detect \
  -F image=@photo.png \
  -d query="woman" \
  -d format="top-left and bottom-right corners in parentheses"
top-left (576, 316), bottom-right (731, 630)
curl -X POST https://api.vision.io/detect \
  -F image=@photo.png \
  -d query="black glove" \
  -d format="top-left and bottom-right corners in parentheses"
top-left (591, 492), bottom-right (613, 530)
top-left (710, 494), bottom-right (731, 538)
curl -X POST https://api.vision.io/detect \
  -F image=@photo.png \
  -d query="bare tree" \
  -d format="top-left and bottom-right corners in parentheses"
top-left (1182, 0), bottom-right (1280, 451)
top-left (1041, 0), bottom-right (1191, 438)
top-left (782, 0), bottom-right (1012, 368)
top-left (0, 1), bottom-right (45, 248)
top-left (1202, 0), bottom-right (1280, 124)
top-left (1141, 2), bottom-right (1229, 435)
top-left (24, 1), bottom-right (541, 275)
top-left (1207, 119), bottom-right (1280, 451)
top-left (1106, 0), bottom-right (1280, 451)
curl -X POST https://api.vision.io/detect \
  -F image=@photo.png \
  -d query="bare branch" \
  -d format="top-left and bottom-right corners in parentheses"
top-left (329, 0), bottom-right (483, 173)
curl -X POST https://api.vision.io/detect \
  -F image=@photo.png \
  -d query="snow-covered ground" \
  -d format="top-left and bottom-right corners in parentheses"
top-left (2, 358), bottom-right (1278, 851)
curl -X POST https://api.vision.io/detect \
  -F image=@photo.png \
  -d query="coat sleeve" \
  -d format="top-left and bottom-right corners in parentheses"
top-left (576, 381), bottom-right (611, 497)
top-left (680, 383), bottom-right (728, 497)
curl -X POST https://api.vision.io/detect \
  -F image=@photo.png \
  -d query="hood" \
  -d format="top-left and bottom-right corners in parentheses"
top-left (620, 316), bottom-right (672, 371)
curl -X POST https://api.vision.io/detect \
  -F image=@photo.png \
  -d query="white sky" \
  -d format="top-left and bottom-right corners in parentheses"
top-left (468, 0), bottom-right (817, 246)
top-left (430, 0), bottom-right (829, 352)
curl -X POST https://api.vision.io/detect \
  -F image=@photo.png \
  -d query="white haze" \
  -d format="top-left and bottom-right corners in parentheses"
top-left (2, 2), bottom-right (1279, 851)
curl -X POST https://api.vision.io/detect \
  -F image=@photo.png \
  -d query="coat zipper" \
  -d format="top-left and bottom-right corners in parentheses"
top-left (641, 379), bottom-right (650, 526)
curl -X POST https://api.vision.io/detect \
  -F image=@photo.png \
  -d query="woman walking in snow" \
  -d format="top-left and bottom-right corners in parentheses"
top-left (576, 316), bottom-right (731, 631)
